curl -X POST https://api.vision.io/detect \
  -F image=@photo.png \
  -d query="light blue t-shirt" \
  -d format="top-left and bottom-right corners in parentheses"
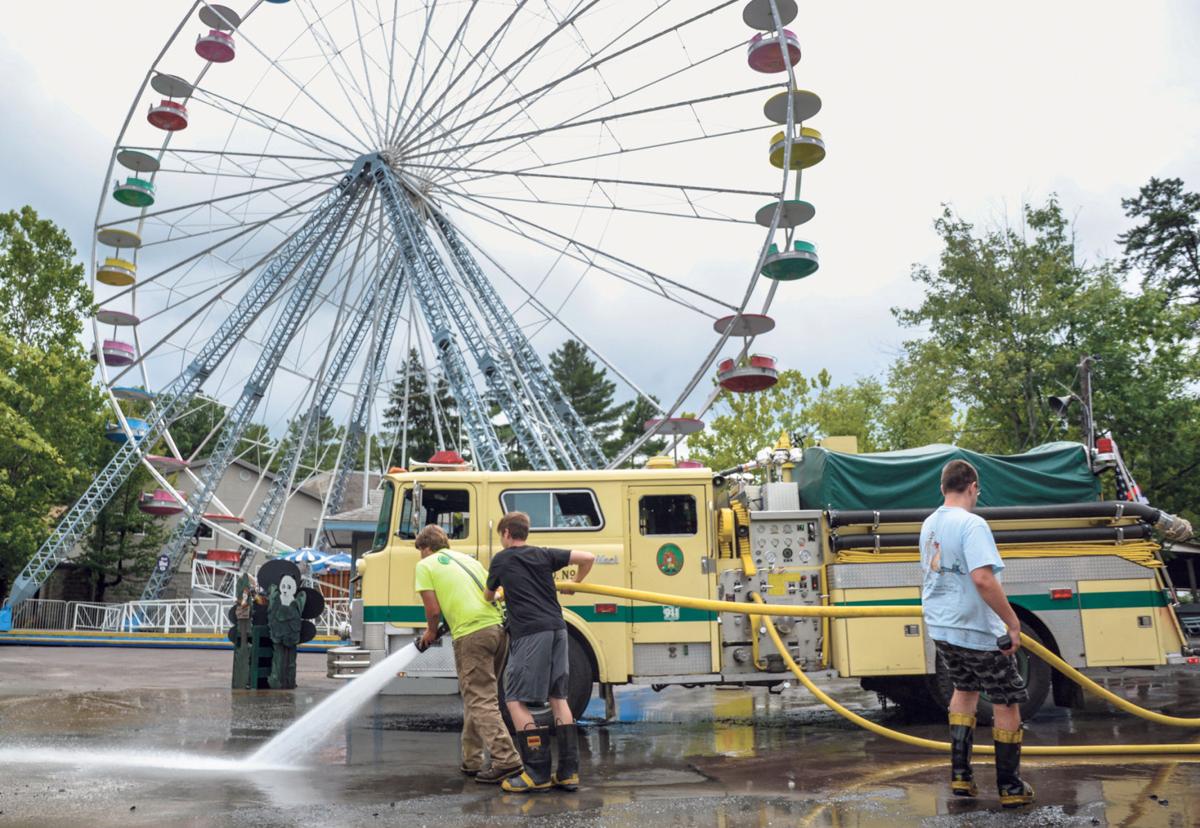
top-left (919, 506), bottom-right (1006, 651)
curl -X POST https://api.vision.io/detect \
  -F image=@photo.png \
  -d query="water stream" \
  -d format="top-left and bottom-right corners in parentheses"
top-left (251, 642), bottom-right (420, 765)
top-left (0, 643), bottom-right (420, 772)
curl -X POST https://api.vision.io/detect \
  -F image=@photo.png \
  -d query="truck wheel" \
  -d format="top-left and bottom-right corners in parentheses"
top-left (925, 627), bottom-right (1052, 725)
top-left (496, 633), bottom-right (596, 734)
top-left (565, 633), bottom-right (597, 721)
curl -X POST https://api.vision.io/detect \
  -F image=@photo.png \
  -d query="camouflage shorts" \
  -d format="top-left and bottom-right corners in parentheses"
top-left (934, 639), bottom-right (1029, 706)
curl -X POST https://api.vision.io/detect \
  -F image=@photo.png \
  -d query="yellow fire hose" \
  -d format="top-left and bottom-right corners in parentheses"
top-left (558, 581), bottom-right (1200, 755)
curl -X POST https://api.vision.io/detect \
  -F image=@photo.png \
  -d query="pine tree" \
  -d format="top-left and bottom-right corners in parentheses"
top-left (382, 349), bottom-right (463, 467)
top-left (549, 339), bottom-right (623, 449)
top-left (610, 395), bottom-right (666, 466)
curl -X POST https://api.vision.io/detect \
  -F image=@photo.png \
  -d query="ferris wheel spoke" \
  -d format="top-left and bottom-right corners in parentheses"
top-left (100, 187), bottom-right (349, 386)
top-left (447, 191), bottom-right (758, 226)
top-left (398, 0), bottom-right (601, 152)
top-left (435, 188), bottom-right (732, 316)
top-left (438, 37), bottom-right (743, 176)
top-left (222, 13), bottom-right (377, 154)
top-left (101, 185), bottom-right (336, 305)
top-left (294, 1), bottom-right (387, 146)
top-left (439, 208), bottom-right (666, 414)
top-left (400, 0), bottom-right (599, 155)
top-left (189, 84), bottom-right (365, 158)
top-left (405, 82), bottom-right (781, 166)
top-left (391, 0), bottom-right (530, 147)
top-left (406, 1), bottom-right (733, 156)
top-left (417, 0), bottom-right (587, 166)
top-left (391, 0), bottom-right (482, 151)
top-left (102, 172), bottom-right (343, 229)
top-left (425, 166), bottom-right (778, 201)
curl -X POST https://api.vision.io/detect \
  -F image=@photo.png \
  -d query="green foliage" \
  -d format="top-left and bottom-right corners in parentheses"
top-left (688, 370), bottom-right (811, 472)
top-left (0, 332), bottom-right (105, 595)
top-left (77, 456), bottom-right (166, 602)
top-left (550, 339), bottom-right (623, 448)
top-left (274, 413), bottom-right (346, 475)
top-left (610, 394), bottom-right (666, 467)
top-left (166, 397), bottom-right (228, 461)
top-left (1119, 177), bottom-right (1200, 305)
top-left (382, 349), bottom-right (463, 467)
top-left (0, 206), bottom-right (93, 351)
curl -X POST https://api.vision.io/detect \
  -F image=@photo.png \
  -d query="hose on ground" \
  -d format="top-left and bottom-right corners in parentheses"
top-left (558, 581), bottom-right (1200, 754)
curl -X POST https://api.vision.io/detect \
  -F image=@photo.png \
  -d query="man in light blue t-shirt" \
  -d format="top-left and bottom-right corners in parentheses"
top-left (920, 459), bottom-right (1034, 809)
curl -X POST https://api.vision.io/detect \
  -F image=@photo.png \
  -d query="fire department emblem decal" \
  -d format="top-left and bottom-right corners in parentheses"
top-left (656, 543), bottom-right (684, 576)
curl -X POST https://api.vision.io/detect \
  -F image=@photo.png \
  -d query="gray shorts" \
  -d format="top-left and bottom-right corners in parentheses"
top-left (503, 628), bottom-right (569, 704)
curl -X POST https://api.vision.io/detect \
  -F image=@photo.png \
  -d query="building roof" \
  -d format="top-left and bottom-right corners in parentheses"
top-left (297, 470), bottom-right (384, 514)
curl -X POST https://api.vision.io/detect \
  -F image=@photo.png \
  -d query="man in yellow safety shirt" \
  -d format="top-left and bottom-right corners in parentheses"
top-left (414, 525), bottom-right (522, 783)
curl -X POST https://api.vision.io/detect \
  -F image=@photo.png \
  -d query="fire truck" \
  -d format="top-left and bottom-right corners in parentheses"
top-left (337, 438), bottom-right (1193, 722)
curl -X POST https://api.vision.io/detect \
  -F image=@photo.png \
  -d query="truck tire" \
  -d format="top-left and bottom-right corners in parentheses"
top-left (565, 632), bottom-right (597, 721)
top-left (496, 632), bottom-right (596, 735)
top-left (925, 626), bottom-right (1052, 725)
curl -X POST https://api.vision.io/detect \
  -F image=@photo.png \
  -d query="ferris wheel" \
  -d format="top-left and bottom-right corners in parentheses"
top-left (5, 0), bottom-right (823, 606)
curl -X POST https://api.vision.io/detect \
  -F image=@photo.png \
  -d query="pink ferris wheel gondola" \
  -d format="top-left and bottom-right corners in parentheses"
top-left (148, 99), bottom-right (188, 131)
top-left (139, 489), bottom-right (186, 517)
top-left (196, 29), bottom-right (236, 63)
top-left (747, 29), bottom-right (801, 74)
top-left (98, 339), bottom-right (136, 367)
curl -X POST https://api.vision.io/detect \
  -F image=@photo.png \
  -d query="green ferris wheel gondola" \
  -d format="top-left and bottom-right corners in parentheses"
top-left (761, 240), bottom-right (819, 281)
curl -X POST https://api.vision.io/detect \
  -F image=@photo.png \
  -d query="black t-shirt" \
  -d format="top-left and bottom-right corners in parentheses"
top-left (486, 545), bottom-right (571, 640)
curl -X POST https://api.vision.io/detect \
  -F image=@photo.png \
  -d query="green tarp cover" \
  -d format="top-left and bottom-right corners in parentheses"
top-left (798, 442), bottom-right (1100, 511)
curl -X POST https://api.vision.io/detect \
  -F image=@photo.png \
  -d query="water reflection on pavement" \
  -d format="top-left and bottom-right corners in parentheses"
top-left (0, 647), bottom-right (1198, 826)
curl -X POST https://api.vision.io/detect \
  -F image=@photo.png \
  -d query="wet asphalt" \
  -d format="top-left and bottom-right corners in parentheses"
top-left (0, 647), bottom-right (1198, 826)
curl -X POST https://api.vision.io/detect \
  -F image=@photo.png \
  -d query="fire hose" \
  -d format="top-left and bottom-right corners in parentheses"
top-left (557, 581), bottom-right (1200, 755)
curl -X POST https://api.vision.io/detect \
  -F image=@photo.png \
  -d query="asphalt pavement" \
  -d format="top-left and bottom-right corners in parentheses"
top-left (0, 646), bottom-right (1198, 826)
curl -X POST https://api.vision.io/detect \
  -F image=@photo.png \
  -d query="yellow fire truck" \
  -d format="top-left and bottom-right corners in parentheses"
top-left (339, 439), bottom-right (1194, 722)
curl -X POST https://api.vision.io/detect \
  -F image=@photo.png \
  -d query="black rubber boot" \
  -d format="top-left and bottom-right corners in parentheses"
top-left (948, 713), bottom-right (977, 797)
top-left (502, 725), bottom-right (553, 793)
top-left (993, 727), bottom-right (1035, 808)
top-left (552, 721), bottom-right (580, 791)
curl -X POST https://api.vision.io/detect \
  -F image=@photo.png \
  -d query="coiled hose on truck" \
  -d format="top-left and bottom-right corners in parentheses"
top-left (558, 582), bottom-right (1200, 756)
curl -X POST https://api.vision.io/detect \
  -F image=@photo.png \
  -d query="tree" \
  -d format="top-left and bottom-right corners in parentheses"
top-left (166, 397), bottom-right (228, 460)
top-left (274, 413), bottom-right (346, 475)
top-left (610, 394), bottom-right (666, 467)
top-left (801, 373), bottom-right (888, 453)
top-left (382, 349), bottom-right (463, 468)
top-left (77, 459), bottom-right (165, 602)
top-left (687, 370), bottom-right (811, 472)
top-left (549, 340), bottom-right (624, 449)
top-left (1118, 177), bottom-right (1200, 307)
top-left (890, 195), bottom-right (1200, 523)
top-left (893, 198), bottom-right (1101, 453)
top-left (0, 333), bottom-right (106, 597)
top-left (0, 206), bottom-right (92, 351)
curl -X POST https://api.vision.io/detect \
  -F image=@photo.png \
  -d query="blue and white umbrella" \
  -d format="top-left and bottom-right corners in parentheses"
top-left (314, 553), bottom-right (352, 572)
top-left (279, 547), bottom-right (328, 565)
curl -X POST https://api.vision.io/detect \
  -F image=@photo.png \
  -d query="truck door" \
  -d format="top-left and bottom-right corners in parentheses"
top-left (626, 484), bottom-right (716, 673)
top-left (390, 482), bottom-right (482, 622)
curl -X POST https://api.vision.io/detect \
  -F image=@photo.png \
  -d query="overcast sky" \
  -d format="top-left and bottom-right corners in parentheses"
top-left (3, 1), bottom-right (1199, 441)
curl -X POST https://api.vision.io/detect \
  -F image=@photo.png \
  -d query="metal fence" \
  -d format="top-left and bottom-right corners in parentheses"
top-left (9, 597), bottom-right (349, 639)
top-left (9, 599), bottom-right (77, 630)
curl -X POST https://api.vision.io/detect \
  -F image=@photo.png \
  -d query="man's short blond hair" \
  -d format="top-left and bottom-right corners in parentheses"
top-left (414, 524), bottom-right (450, 552)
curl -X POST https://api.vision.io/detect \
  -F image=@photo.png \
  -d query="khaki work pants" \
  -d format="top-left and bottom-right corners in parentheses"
top-left (452, 624), bottom-right (520, 769)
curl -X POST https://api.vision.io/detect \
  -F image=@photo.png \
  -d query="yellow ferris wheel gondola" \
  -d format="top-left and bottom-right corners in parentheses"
top-left (769, 127), bottom-right (825, 170)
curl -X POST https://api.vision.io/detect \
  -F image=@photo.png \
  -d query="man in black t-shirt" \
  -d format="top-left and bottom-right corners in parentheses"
top-left (484, 511), bottom-right (594, 793)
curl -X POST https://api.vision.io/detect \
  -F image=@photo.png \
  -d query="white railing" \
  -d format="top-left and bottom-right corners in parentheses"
top-left (49, 597), bottom-right (351, 639)
top-left (191, 559), bottom-right (241, 599)
top-left (319, 599), bottom-right (351, 636)
top-left (73, 602), bottom-right (125, 631)
top-left (9, 598), bottom-right (77, 630)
